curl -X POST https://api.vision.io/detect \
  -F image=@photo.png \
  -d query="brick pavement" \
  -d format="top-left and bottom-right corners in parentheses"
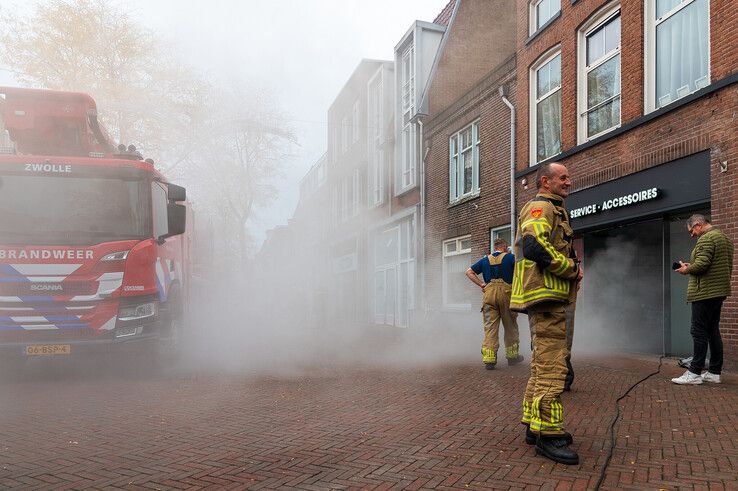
top-left (0, 354), bottom-right (737, 490)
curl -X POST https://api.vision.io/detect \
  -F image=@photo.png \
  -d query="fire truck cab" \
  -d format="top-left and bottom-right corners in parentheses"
top-left (0, 87), bottom-right (189, 361)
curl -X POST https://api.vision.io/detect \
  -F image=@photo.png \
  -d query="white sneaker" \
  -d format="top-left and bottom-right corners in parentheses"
top-left (671, 370), bottom-right (703, 385)
top-left (701, 372), bottom-right (721, 384)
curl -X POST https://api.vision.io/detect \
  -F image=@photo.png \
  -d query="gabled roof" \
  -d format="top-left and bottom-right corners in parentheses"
top-left (420, 0), bottom-right (516, 118)
top-left (433, 0), bottom-right (457, 27)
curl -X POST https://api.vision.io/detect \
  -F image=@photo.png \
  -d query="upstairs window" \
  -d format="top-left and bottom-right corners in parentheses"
top-left (530, 0), bottom-right (561, 34)
top-left (398, 42), bottom-right (416, 192)
top-left (341, 116), bottom-right (349, 153)
top-left (368, 70), bottom-right (384, 207)
top-left (352, 100), bottom-right (360, 143)
top-left (578, 7), bottom-right (621, 142)
top-left (530, 50), bottom-right (561, 164)
top-left (449, 121), bottom-right (480, 202)
top-left (646, 0), bottom-right (709, 111)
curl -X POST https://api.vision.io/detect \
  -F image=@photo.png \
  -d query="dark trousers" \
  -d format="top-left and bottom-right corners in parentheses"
top-left (688, 297), bottom-right (725, 375)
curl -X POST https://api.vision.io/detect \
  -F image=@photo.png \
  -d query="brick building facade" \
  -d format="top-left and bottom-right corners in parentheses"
top-left (421, 0), bottom-right (517, 327)
top-left (515, 0), bottom-right (738, 359)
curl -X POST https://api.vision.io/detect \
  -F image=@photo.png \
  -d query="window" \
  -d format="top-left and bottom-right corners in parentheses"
top-left (646, 0), bottom-right (709, 111)
top-left (578, 7), bottom-right (621, 142)
top-left (152, 182), bottom-right (168, 239)
top-left (368, 70), bottom-right (384, 206)
top-left (341, 116), bottom-right (349, 152)
top-left (449, 121), bottom-right (480, 202)
top-left (331, 187), bottom-right (339, 226)
top-left (530, 0), bottom-right (561, 34)
top-left (352, 169), bottom-right (361, 217)
top-left (442, 236), bottom-right (476, 309)
top-left (352, 100), bottom-right (360, 143)
top-left (399, 43), bottom-right (416, 191)
top-left (530, 50), bottom-right (562, 165)
top-left (490, 225), bottom-right (512, 253)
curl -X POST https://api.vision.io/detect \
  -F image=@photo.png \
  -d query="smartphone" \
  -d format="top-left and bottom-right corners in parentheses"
top-left (672, 261), bottom-right (681, 270)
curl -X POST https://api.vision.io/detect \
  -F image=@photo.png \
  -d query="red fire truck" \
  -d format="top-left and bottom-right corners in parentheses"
top-left (0, 87), bottom-right (189, 361)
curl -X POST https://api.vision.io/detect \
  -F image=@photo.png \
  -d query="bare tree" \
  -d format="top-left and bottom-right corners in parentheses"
top-left (0, 0), bottom-right (208, 175)
top-left (190, 85), bottom-right (298, 262)
top-left (1, 0), bottom-right (298, 263)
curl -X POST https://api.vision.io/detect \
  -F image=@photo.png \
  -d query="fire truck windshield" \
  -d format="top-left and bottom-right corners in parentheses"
top-left (0, 174), bottom-right (151, 245)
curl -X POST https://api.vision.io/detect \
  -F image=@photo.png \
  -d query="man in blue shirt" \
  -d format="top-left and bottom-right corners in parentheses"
top-left (465, 238), bottom-right (523, 369)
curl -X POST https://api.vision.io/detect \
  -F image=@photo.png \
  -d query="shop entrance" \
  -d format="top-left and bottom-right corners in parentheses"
top-left (578, 219), bottom-right (664, 354)
top-left (667, 210), bottom-right (710, 356)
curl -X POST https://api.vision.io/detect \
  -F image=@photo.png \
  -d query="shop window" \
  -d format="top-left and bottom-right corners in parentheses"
top-left (645, 0), bottom-right (709, 112)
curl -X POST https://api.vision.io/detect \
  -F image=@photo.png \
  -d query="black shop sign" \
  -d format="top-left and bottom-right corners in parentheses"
top-left (566, 151), bottom-right (710, 230)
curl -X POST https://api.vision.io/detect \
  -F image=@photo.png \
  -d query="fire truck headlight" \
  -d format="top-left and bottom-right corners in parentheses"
top-left (101, 250), bottom-right (129, 261)
top-left (118, 301), bottom-right (157, 321)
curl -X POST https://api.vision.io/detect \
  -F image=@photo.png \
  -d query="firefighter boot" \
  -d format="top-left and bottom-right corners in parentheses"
top-left (482, 347), bottom-right (497, 370)
top-left (524, 424), bottom-right (572, 445)
top-left (505, 344), bottom-right (524, 366)
top-left (535, 435), bottom-right (579, 465)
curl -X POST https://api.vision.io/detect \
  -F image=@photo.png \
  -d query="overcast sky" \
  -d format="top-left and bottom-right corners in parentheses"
top-left (132, 0), bottom-right (451, 247)
top-left (0, 0), bottom-right (451, 248)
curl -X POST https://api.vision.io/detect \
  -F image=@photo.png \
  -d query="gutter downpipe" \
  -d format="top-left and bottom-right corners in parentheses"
top-left (499, 86), bottom-right (516, 242)
top-left (416, 116), bottom-right (428, 319)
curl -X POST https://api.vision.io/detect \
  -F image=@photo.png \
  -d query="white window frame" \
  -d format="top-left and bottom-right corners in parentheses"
top-left (368, 69), bottom-right (384, 207)
top-left (449, 120), bottom-right (480, 203)
top-left (398, 42), bottom-right (416, 193)
top-left (352, 168), bottom-right (361, 217)
top-left (529, 47), bottom-right (562, 166)
top-left (529, 0), bottom-right (561, 35)
top-left (577, 3), bottom-right (622, 143)
top-left (341, 177), bottom-right (349, 222)
top-left (644, 0), bottom-right (711, 113)
top-left (352, 100), bottom-right (360, 143)
top-left (341, 116), bottom-right (349, 153)
top-left (490, 225), bottom-right (512, 253)
top-left (442, 235), bottom-right (473, 310)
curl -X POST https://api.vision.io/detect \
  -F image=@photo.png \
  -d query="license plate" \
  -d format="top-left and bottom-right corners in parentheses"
top-left (25, 344), bottom-right (71, 356)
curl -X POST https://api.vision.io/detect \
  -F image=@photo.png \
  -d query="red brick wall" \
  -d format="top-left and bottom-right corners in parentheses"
top-left (423, 58), bottom-right (517, 317)
top-left (514, 0), bottom-right (738, 360)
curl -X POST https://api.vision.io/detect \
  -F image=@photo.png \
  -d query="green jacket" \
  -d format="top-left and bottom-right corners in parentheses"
top-left (510, 193), bottom-right (579, 311)
top-left (685, 227), bottom-right (734, 302)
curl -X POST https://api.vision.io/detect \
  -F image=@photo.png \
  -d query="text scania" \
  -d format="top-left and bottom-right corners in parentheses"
top-left (24, 163), bottom-right (72, 173)
top-left (0, 249), bottom-right (93, 260)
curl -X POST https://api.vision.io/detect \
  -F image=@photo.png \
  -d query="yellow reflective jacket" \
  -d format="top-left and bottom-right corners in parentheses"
top-left (510, 193), bottom-right (579, 311)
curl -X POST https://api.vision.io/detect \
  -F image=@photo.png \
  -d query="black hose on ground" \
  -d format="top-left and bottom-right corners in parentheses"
top-left (593, 356), bottom-right (665, 490)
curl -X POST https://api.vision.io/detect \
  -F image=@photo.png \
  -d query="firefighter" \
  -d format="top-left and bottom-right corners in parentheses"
top-left (511, 162), bottom-right (582, 465)
top-left (466, 238), bottom-right (522, 370)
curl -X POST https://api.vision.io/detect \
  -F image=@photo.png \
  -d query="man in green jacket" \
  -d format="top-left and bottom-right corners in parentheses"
top-left (672, 214), bottom-right (734, 385)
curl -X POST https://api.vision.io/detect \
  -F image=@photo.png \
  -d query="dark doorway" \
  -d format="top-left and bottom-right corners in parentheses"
top-left (577, 219), bottom-right (664, 354)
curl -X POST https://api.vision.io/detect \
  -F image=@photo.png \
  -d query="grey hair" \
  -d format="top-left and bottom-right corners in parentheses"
top-left (687, 214), bottom-right (709, 228)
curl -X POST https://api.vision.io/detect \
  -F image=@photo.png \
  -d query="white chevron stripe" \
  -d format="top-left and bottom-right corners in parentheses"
top-left (99, 316), bottom-right (117, 331)
top-left (21, 325), bottom-right (58, 330)
top-left (26, 276), bottom-right (67, 282)
top-left (11, 264), bottom-right (82, 275)
top-left (96, 272), bottom-right (124, 296)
